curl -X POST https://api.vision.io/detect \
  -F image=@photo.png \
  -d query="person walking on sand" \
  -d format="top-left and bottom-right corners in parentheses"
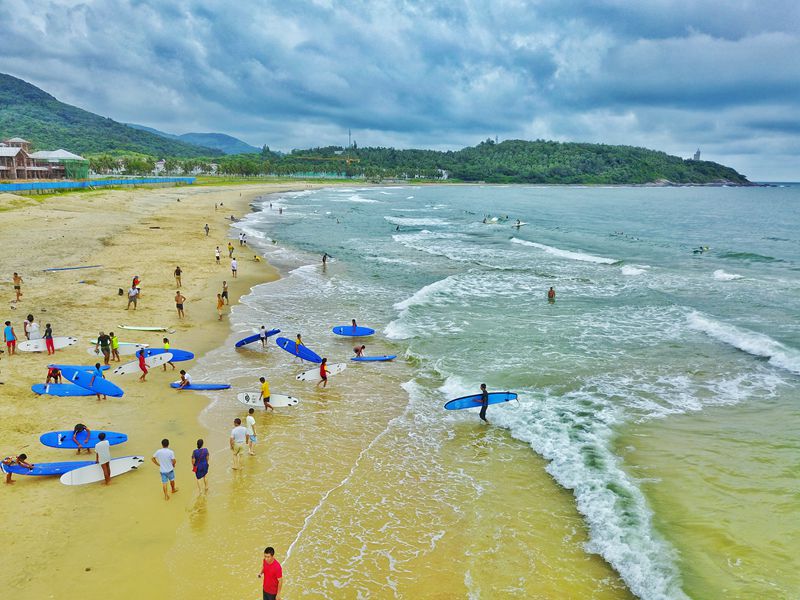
top-left (4, 321), bottom-right (17, 355)
top-left (230, 418), bottom-right (248, 470)
top-left (204, 223), bottom-right (210, 236)
top-left (353, 345), bottom-right (365, 357)
top-left (547, 287), bottom-right (556, 303)
top-left (177, 370), bottom-right (192, 389)
top-left (175, 290), bottom-right (186, 319)
top-left (259, 376), bottom-right (274, 411)
top-left (95, 332), bottom-right (112, 366)
top-left (191, 439), bottom-right (210, 493)
top-left (257, 546), bottom-right (283, 600)
top-left (479, 383), bottom-right (489, 422)
top-left (12, 272), bottom-right (23, 302)
top-left (317, 358), bottom-right (330, 389)
top-left (221, 281), bottom-right (229, 305)
top-left (90, 363), bottom-right (108, 401)
top-left (152, 438), bottom-right (177, 500)
top-left (72, 423), bottom-right (92, 454)
top-left (215, 246), bottom-right (221, 265)
top-left (231, 258), bottom-right (238, 278)
top-left (109, 331), bottom-right (121, 362)
top-left (174, 266), bottom-right (182, 287)
top-left (246, 408), bottom-right (257, 455)
top-left (137, 349), bottom-right (148, 382)
top-left (95, 432), bottom-right (111, 485)
top-left (126, 285), bottom-right (139, 310)
top-left (3, 454), bottom-right (34, 484)
top-left (44, 323), bottom-right (55, 355)
top-left (216, 293), bottom-right (225, 320)
top-left (162, 338), bottom-right (175, 371)
top-left (228, 242), bottom-right (234, 258)
top-left (239, 232), bottom-right (244, 246)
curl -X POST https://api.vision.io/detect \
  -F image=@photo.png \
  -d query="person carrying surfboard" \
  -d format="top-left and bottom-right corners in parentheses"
top-left (479, 383), bottom-right (489, 422)
top-left (317, 358), bottom-right (330, 389)
top-left (258, 377), bottom-right (274, 411)
top-left (2, 454), bottom-right (33, 483)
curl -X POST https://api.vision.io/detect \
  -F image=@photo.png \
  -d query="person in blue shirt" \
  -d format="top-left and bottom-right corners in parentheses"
top-left (90, 362), bottom-right (107, 401)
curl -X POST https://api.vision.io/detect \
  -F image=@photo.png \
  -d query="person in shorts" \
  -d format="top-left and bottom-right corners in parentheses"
top-left (151, 438), bottom-right (177, 500)
top-left (246, 408), bottom-right (257, 455)
top-left (191, 438), bottom-right (210, 493)
top-left (95, 432), bottom-right (112, 485)
top-left (46, 366), bottom-right (62, 384)
top-left (95, 332), bottom-right (112, 366)
top-left (126, 286), bottom-right (139, 310)
top-left (230, 418), bottom-right (248, 470)
top-left (221, 281), bottom-right (229, 304)
top-left (109, 331), bottom-right (121, 362)
top-left (215, 246), bottom-right (221, 264)
top-left (4, 321), bottom-right (17, 355)
top-left (231, 258), bottom-right (238, 278)
top-left (175, 290), bottom-right (186, 319)
top-left (316, 358), bottom-right (330, 389)
top-left (12, 272), bottom-right (23, 302)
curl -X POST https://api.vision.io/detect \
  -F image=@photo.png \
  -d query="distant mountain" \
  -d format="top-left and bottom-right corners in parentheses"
top-left (126, 123), bottom-right (260, 155)
top-left (0, 73), bottom-right (221, 157)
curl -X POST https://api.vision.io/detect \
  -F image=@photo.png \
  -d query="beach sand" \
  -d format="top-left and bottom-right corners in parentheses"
top-left (0, 183), bottom-right (631, 599)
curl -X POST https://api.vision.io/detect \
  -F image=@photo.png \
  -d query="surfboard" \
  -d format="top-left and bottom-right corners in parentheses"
top-left (59, 366), bottom-right (124, 397)
top-left (296, 362), bottom-right (347, 382)
top-left (237, 392), bottom-right (300, 408)
top-left (235, 328), bottom-right (280, 348)
top-left (332, 325), bottom-right (376, 337)
top-left (60, 456), bottom-right (145, 485)
top-left (118, 325), bottom-right (175, 333)
top-left (49, 364), bottom-right (110, 371)
top-left (112, 352), bottom-right (173, 375)
top-left (275, 337), bottom-right (322, 363)
top-left (351, 355), bottom-right (397, 362)
top-left (143, 347), bottom-right (194, 362)
top-left (17, 336), bottom-right (78, 352)
top-left (31, 383), bottom-right (95, 397)
top-left (1, 460), bottom-right (94, 477)
top-left (40, 430), bottom-right (128, 449)
top-left (170, 382), bottom-right (231, 390)
top-left (42, 265), bottom-right (102, 272)
top-left (511, 222), bottom-right (529, 228)
top-left (444, 391), bottom-right (518, 410)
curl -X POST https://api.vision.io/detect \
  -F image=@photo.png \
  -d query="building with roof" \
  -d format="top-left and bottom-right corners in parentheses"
top-left (0, 137), bottom-right (88, 180)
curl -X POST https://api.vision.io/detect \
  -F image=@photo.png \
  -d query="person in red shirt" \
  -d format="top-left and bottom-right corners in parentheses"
top-left (257, 546), bottom-right (283, 600)
top-left (137, 349), bottom-right (148, 382)
top-left (317, 358), bottom-right (330, 389)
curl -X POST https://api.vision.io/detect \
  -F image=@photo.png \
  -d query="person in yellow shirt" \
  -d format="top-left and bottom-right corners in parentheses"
top-left (216, 293), bottom-right (225, 320)
top-left (109, 331), bottom-right (121, 363)
top-left (162, 337), bottom-right (175, 371)
top-left (258, 376), bottom-right (274, 411)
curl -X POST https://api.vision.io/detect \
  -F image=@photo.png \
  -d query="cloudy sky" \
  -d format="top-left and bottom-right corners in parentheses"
top-left (1, 0), bottom-right (798, 179)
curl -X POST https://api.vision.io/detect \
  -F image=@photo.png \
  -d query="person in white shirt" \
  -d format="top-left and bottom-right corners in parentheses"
top-left (94, 432), bottom-right (112, 485)
top-left (151, 438), bottom-right (178, 500)
top-left (231, 258), bottom-right (238, 278)
top-left (176, 370), bottom-right (192, 389)
top-left (126, 286), bottom-right (139, 310)
top-left (259, 326), bottom-right (268, 348)
top-left (230, 418), bottom-right (249, 469)
top-left (245, 408), bottom-right (257, 456)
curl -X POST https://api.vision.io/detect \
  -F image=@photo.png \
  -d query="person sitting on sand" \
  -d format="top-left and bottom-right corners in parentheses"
top-left (177, 370), bottom-right (192, 389)
top-left (72, 423), bottom-right (92, 454)
top-left (46, 366), bottom-right (62, 384)
top-left (354, 345), bottom-right (365, 357)
top-left (253, 255), bottom-right (261, 262)
top-left (2, 454), bottom-right (33, 483)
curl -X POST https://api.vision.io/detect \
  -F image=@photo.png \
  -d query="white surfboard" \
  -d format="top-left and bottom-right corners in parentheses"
top-left (511, 222), bottom-right (529, 228)
top-left (87, 344), bottom-right (147, 357)
top-left (112, 352), bottom-right (173, 375)
top-left (296, 362), bottom-right (347, 382)
top-left (237, 392), bottom-right (300, 408)
top-left (118, 325), bottom-right (175, 333)
top-left (18, 336), bottom-right (78, 352)
top-left (59, 456), bottom-right (145, 485)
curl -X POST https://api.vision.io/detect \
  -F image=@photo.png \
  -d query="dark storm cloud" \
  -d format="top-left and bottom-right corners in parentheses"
top-left (0, 0), bottom-right (797, 179)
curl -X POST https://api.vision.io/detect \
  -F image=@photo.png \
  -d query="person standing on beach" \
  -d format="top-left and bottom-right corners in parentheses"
top-left (44, 323), bottom-right (55, 355)
top-left (175, 290), bottom-right (186, 319)
top-left (317, 358), bottom-right (330, 389)
top-left (228, 242), bottom-right (234, 258)
top-left (137, 349), bottom-right (148, 382)
top-left (95, 332), bottom-right (112, 366)
top-left (215, 246), bottom-right (221, 265)
top-left (222, 281), bottom-right (229, 305)
top-left (4, 321), bottom-right (17, 355)
top-left (152, 438), bottom-right (177, 500)
top-left (259, 376), bottom-right (274, 411)
top-left (174, 266), bottom-right (182, 287)
top-left (126, 285), bottom-right (139, 310)
top-left (246, 408), bottom-right (257, 455)
top-left (191, 439), bottom-right (209, 493)
top-left (231, 258), bottom-right (238, 278)
top-left (259, 326), bottom-right (268, 348)
top-left (162, 338), bottom-right (175, 371)
top-left (216, 294), bottom-right (225, 320)
top-left (479, 383), bottom-right (489, 422)
top-left (95, 432), bottom-right (111, 485)
top-left (230, 418), bottom-right (248, 470)
top-left (109, 331), bottom-right (121, 362)
top-left (12, 273), bottom-right (23, 302)
top-left (322, 253), bottom-right (328, 265)
top-left (204, 223), bottom-right (210, 236)
top-left (90, 363), bottom-right (108, 401)
top-left (547, 287), bottom-right (556, 303)
top-left (257, 547), bottom-right (283, 600)
top-left (72, 423), bottom-right (91, 454)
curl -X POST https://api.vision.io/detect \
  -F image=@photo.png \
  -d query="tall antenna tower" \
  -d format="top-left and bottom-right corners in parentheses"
top-left (348, 129), bottom-right (352, 149)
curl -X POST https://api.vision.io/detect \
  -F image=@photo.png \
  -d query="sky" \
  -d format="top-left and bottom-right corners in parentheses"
top-left (1, 0), bottom-right (798, 180)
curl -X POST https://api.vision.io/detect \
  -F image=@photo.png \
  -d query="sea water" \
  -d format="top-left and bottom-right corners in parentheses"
top-left (192, 184), bottom-right (800, 599)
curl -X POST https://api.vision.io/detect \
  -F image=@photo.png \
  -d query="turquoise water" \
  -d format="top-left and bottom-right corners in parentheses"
top-left (220, 184), bottom-right (799, 598)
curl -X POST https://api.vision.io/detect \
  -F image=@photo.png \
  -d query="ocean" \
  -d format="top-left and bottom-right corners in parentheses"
top-left (192, 184), bottom-right (800, 599)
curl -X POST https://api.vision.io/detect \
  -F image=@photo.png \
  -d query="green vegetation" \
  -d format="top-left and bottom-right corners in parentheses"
top-left (0, 73), bottom-right (221, 157)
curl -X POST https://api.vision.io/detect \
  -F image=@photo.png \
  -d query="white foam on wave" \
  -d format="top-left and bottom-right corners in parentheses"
top-left (330, 194), bottom-right (380, 203)
top-left (713, 269), bottom-right (743, 281)
top-left (384, 216), bottom-right (451, 227)
top-left (688, 312), bottom-right (800, 374)
top-left (393, 275), bottom-right (459, 312)
top-left (621, 264), bottom-right (649, 276)
top-left (510, 237), bottom-right (617, 264)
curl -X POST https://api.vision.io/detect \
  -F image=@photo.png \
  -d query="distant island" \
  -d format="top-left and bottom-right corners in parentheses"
top-left (0, 72), bottom-right (750, 185)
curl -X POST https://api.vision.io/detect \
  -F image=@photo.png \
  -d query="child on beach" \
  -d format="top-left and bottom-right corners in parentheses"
top-left (231, 258), bottom-right (238, 278)
top-left (44, 323), bottom-right (55, 355)
top-left (4, 321), bottom-right (17, 355)
top-left (216, 294), bottom-right (225, 320)
top-left (317, 358), bottom-right (330, 388)
top-left (72, 424), bottom-right (91, 454)
top-left (259, 326), bottom-right (268, 348)
top-left (191, 439), bottom-right (209, 493)
top-left (162, 338), bottom-right (175, 371)
top-left (2, 454), bottom-right (33, 483)
top-left (228, 242), bottom-right (234, 257)
top-left (259, 376), bottom-right (273, 411)
top-left (177, 370), bottom-right (192, 389)
top-left (90, 363), bottom-right (108, 401)
top-left (109, 331), bottom-right (121, 362)
top-left (137, 349), bottom-right (148, 382)
top-left (354, 345), bottom-right (365, 357)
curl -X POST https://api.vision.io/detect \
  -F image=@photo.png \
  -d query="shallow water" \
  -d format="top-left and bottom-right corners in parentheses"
top-left (195, 184), bottom-right (800, 598)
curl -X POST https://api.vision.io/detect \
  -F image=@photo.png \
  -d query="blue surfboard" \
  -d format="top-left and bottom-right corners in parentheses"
top-left (444, 392), bottom-right (518, 411)
top-left (59, 366), bottom-right (124, 397)
top-left (351, 355), bottom-right (397, 362)
top-left (1, 460), bottom-right (94, 476)
top-left (31, 383), bottom-right (95, 397)
top-left (143, 348), bottom-right (195, 362)
top-left (235, 329), bottom-right (280, 348)
top-left (49, 364), bottom-right (110, 371)
top-left (40, 430), bottom-right (128, 449)
top-left (333, 325), bottom-right (376, 337)
top-left (170, 382), bottom-right (231, 390)
top-left (275, 337), bottom-right (322, 363)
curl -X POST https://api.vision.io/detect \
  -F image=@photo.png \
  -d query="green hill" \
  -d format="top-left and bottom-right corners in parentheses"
top-left (126, 124), bottom-right (260, 155)
top-left (0, 73), bottom-right (221, 157)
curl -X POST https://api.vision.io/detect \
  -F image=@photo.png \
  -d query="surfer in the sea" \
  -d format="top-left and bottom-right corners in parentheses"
top-left (547, 287), bottom-right (556, 303)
